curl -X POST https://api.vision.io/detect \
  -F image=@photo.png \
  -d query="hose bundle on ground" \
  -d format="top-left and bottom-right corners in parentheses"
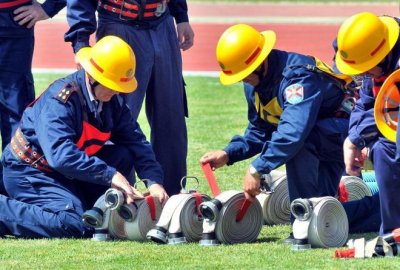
top-left (82, 188), bottom-right (162, 241)
top-left (256, 170), bottom-right (290, 225)
top-left (146, 191), bottom-right (210, 244)
top-left (108, 195), bottom-right (162, 241)
top-left (199, 190), bottom-right (263, 245)
top-left (291, 196), bottom-right (348, 248)
top-left (340, 176), bottom-right (372, 201)
top-left (361, 171), bottom-right (379, 195)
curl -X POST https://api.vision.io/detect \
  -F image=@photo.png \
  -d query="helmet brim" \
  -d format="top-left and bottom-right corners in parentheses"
top-left (77, 47), bottom-right (138, 93)
top-left (335, 16), bottom-right (400, 75)
top-left (374, 69), bottom-right (400, 142)
top-left (220, 30), bottom-right (276, 85)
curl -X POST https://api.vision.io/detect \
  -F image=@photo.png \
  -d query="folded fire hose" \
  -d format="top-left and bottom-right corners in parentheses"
top-left (146, 177), bottom-right (210, 245)
top-left (82, 188), bottom-right (162, 241)
top-left (199, 190), bottom-right (263, 246)
top-left (291, 196), bottom-right (349, 249)
top-left (335, 228), bottom-right (400, 258)
top-left (256, 170), bottom-right (290, 225)
top-left (339, 175), bottom-right (373, 202)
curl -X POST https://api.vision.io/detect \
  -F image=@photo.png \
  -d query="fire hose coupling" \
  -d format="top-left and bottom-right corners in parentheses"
top-left (291, 196), bottom-right (349, 250)
top-left (199, 199), bottom-right (223, 222)
top-left (290, 198), bottom-right (313, 221)
top-left (104, 188), bottom-right (125, 210)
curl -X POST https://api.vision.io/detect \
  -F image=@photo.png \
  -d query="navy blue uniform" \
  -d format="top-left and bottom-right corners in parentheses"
top-left (224, 50), bottom-right (349, 213)
top-left (0, 70), bottom-right (163, 238)
top-left (65, 0), bottom-right (189, 196)
top-left (347, 29), bottom-right (400, 234)
top-left (0, 0), bottom-right (65, 195)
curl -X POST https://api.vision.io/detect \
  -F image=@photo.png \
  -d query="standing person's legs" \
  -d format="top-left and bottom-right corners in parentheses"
top-left (0, 34), bottom-right (35, 195)
top-left (96, 18), bottom-right (187, 195)
top-left (370, 138), bottom-right (400, 234)
top-left (146, 17), bottom-right (187, 195)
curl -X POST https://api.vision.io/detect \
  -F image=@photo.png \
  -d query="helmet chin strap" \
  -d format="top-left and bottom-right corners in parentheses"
top-left (253, 61), bottom-right (266, 83)
top-left (89, 80), bottom-right (100, 99)
top-left (378, 51), bottom-right (393, 76)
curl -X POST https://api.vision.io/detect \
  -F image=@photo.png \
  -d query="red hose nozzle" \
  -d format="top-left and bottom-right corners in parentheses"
top-left (334, 248), bottom-right (355, 258)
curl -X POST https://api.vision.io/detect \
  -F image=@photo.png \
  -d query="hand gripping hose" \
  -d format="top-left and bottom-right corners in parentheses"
top-left (199, 190), bottom-right (263, 245)
top-left (339, 176), bottom-right (372, 202)
top-left (291, 196), bottom-right (348, 249)
top-left (256, 170), bottom-right (290, 225)
top-left (147, 176), bottom-right (210, 244)
top-left (108, 195), bottom-right (162, 241)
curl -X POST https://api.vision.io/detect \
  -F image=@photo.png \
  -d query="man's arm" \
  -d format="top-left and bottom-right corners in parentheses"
top-left (169, 0), bottom-right (194, 50)
top-left (64, 0), bottom-right (97, 53)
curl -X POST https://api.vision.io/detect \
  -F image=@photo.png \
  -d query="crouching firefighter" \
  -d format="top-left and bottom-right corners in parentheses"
top-left (0, 35), bottom-right (168, 238)
top-left (200, 24), bottom-right (355, 244)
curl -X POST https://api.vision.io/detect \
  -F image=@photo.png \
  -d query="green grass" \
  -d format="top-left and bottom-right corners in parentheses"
top-left (0, 73), bottom-right (396, 269)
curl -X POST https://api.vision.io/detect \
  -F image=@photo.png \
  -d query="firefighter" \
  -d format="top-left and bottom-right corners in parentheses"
top-left (0, 0), bottom-right (66, 195)
top-left (64, 0), bottom-right (194, 196)
top-left (335, 12), bottom-right (400, 235)
top-left (0, 35), bottom-right (168, 238)
top-left (200, 24), bottom-right (353, 243)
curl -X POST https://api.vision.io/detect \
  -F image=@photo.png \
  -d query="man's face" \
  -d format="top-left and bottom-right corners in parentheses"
top-left (364, 66), bottom-right (384, 78)
top-left (242, 62), bottom-right (266, 86)
top-left (93, 84), bottom-right (119, 102)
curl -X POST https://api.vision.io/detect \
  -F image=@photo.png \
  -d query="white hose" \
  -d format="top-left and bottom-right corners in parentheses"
top-left (256, 170), bottom-right (290, 225)
top-left (340, 176), bottom-right (372, 201)
top-left (169, 193), bottom-right (210, 243)
top-left (292, 196), bottom-right (348, 248)
top-left (146, 192), bottom-right (210, 244)
top-left (200, 191), bottom-right (263, 245)
top-left (108, 196), bottom-right (162, 241)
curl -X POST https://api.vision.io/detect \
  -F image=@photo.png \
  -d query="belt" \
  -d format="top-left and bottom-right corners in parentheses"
top-left (0, 0), bottom-right (30, 9)
top-left (10, 128), bottom-right (53, 173)
top-left (98, 0), bottom-right (167, 21)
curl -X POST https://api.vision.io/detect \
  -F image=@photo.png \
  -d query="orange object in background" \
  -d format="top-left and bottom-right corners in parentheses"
top-left (374, 69), bottom-right (400, 142)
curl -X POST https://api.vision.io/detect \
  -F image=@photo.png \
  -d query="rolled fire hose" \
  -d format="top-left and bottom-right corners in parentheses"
top-left (108, 195), bottom-right (162, 241)
top-left (199, 190), bottom-right (263, 245)
top-left (256, 170), bottom-right (290, 225)
top-left (291, 196), bottom-right (348, 249)
top-left (361, 171), bottom-right (379, 195)
top-left (340, 176), bottom-right (372, 201)
top-left (146, 192), bottom-right (210, 244)
top-left (82, 188), bottom-right (126, 241)
top-left (147, 176), bottom-right (210, 244)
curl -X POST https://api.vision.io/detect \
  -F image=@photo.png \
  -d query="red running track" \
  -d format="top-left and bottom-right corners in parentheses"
top-left (33, 3), bottom-right (399, 72)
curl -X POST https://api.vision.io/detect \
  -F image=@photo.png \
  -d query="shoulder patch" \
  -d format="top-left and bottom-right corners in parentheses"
top-left (54, 86), bottom-right (77, 103)
top-left (284, 83), bottom-right (304, 105)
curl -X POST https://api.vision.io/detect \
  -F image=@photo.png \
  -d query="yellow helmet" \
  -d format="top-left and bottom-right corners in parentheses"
top-left (77, 35), bottom-right (137, 93)
top-left (374, 69), bottom-right (400, 142)
top-left (335, 12), bottom-right (399, 75)
top-left (216, 24), bottom-right (276, 85)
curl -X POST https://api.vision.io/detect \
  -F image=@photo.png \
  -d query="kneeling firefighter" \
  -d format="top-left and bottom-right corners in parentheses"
top-left (0, 35), bottom-right (168, 238)
top-left (200, 24), bottom-right (355, 244)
